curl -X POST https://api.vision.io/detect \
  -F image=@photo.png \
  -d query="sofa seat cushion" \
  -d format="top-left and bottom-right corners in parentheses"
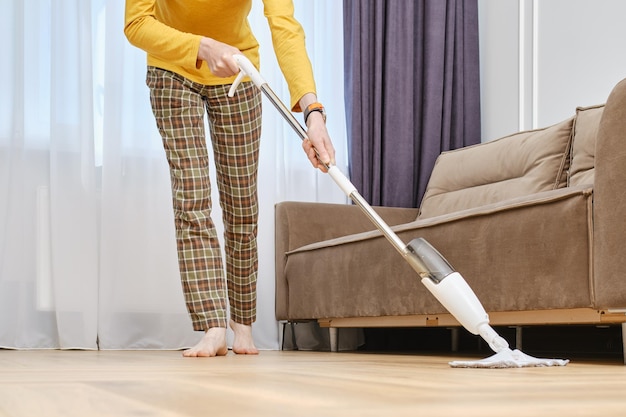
top-left (418, 117), bottom-right (574, 219)
top-left (569, 104), bottom-right (603, 186)
top-left (284, 186), bottom-right (593, 320)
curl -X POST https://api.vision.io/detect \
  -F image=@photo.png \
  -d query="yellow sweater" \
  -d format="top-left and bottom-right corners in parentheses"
top-left (124, 0), bottom-right (316, 111)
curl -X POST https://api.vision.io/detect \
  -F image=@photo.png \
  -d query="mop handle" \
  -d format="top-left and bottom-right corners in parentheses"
top-left (227, 54), bottom-right (410, 257)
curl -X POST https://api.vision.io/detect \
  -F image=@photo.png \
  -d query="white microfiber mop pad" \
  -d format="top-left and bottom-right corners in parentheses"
top-left (449, 348), bottom-right (570, 368)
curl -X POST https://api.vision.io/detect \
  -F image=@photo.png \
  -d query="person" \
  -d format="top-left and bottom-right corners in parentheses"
top-left (124, 0), bottom-right (336, 357)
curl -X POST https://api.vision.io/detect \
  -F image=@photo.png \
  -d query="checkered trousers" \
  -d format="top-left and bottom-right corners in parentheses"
top-left (146, 67), bottom-right (262, 330)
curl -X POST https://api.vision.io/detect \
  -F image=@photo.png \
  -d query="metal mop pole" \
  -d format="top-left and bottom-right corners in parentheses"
top-left (226, 54), bottom-right (505, 347)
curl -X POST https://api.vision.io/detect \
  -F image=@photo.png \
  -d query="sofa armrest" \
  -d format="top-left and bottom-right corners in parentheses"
top-left (594, 77), bottom-right (626, 307)
top-left (274, 201), bottom-right (419, 319)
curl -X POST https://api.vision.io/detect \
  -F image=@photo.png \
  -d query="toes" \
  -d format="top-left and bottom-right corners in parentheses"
top-left (233, 347), bottom-right (259, 355)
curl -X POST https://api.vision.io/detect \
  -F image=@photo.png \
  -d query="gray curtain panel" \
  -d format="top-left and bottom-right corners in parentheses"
top-left (343, 0), bottom-right (481, 207)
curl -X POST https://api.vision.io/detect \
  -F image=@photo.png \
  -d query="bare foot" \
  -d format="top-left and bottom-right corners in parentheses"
top-left (229, 320), bottom-right (259, 355)
top-left (183, 327), bottom-right (228, 357)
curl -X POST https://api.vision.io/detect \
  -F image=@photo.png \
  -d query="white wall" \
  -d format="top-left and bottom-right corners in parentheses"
top-left (478, 0), bottom-right (626, 142)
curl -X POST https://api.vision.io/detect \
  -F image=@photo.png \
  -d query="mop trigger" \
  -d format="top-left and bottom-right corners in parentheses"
top-left (227, 70), bottom-right (246, 97)
top-left (228, 54), bottom-right (267, 97)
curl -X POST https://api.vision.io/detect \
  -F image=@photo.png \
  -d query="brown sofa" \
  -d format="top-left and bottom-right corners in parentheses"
top-left (275, 78), bottom-right (626, 358)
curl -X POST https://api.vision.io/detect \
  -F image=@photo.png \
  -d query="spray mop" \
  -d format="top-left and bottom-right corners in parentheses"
top-left (228, 54), bottom-right (568, 368)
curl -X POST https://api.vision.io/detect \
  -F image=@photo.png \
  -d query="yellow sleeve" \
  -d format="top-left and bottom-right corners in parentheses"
top-left (263, 0), bottom-right (317, 112)
top-left (124, 0), bottom-right (201, 71)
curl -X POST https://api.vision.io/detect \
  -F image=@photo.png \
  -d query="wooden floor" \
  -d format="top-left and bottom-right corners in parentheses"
top-left (1, 349), bottom-right (626, 417)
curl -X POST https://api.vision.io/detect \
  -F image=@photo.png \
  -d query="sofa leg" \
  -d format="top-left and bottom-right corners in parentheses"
top-left (622, 323), bottom-right (626, 365)
top-left (450, 327), bottom-right (459, 352)
top-left (329, 327), bottom-right (338, 352)
top-left (515, 326), bottom-right (523, 351)
top-left (279, 321), bottom-right (287, 350)
top-left (278, 321), bottom-right (299, 351)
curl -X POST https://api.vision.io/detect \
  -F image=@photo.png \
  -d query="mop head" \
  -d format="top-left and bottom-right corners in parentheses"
top-left (449, 348), bottom-right (570, 368)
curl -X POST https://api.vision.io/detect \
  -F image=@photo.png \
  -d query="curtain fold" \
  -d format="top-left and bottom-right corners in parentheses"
top-left (0, 1), bottom-right (346, 350)
top-left (343, 0), bottom-right (481, 208)
top-left (49, 0), bottom-right (100, 349)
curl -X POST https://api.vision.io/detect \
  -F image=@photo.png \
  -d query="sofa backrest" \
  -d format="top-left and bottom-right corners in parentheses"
top-left (569, 104), bottom-right (604, 187)
top-left (418, 117), bottom-right (574, 219)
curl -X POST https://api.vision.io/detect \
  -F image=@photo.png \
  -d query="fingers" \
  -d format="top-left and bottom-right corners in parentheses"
top-left (324, 137), bottom-right (336, 166)
top-left (302, 138), bottom-right (334, 173)
top-left (223, 54), bottom-right (241, 76)
top-left (301, 114), bottom-right (337, 173)
top-left (301, 139), bottom-right (320, 170)
top-left (198, 38), bottom-right (242, 77)
top-left (211, 52), bottom-right (240, 77)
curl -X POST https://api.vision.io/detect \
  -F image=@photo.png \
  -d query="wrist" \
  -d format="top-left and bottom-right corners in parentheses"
top-left (303, 102), bottom-right (326, 125)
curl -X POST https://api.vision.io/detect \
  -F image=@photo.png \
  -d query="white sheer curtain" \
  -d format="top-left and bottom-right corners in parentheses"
top-left (1, 0), bottom-right (99, 349)
top-left (0, 0), bottom-right (346, 350)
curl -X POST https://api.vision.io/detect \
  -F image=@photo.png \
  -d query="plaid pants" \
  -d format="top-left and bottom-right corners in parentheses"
top-left (146, 67), bottom-right (262, 330)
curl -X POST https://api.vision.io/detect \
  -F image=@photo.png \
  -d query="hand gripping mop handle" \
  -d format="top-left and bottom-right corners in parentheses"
top-left (228, 54), bottom-right (509, 354)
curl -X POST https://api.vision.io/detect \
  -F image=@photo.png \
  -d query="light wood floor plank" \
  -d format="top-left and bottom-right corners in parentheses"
top-left (1, 350), bottom-right (625, 417)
